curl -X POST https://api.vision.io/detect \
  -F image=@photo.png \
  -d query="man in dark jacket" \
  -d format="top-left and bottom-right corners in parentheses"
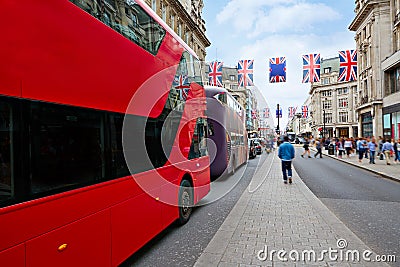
top-left (278, 136), bottom-right (295, 184)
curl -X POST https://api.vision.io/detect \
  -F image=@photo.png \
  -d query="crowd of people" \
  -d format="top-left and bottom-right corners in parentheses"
top-left (277, 134), bottom-right (400, 184)
top-left (299, 136), bottom-right (400, 165)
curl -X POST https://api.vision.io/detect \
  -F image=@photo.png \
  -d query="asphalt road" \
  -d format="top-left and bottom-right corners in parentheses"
top-left (293, 147), bottom-right (400, 266)
top-left (121, 152), bottom-right (270, 267)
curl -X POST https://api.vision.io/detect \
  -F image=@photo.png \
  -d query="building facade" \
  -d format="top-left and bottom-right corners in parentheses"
top-left (349, 0), bottom-right (400, 139)
top-left (145, 0), bottom-right (210, 61)
top-left (309, 57), bottom-right (358, 138)
top-left (381, 0), bottom-right (400, 140)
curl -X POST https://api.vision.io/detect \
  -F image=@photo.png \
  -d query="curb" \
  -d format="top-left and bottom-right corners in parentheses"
top-left (309, 147), bottom-right (400, 183)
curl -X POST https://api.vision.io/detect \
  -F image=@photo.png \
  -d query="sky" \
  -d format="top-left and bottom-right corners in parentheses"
top-left (202, 0), bottom-right (357, 129)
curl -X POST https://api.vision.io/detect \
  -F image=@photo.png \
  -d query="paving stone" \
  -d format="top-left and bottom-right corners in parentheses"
top-left (194, 153), bottom-right (390, 267)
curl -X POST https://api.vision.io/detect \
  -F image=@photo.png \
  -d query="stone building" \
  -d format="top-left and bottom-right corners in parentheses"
top-left (349, 0), bottom-right (400, 139)
top-left (145, 0), bottom-right (210, 61)
top-left (309, 57), bottom-right (358, 138)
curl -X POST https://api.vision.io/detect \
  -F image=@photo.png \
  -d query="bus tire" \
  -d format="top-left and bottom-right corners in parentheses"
top-left (177, 179), bottom-right (193, 225)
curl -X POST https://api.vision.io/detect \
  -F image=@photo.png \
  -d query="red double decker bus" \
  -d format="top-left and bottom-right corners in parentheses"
top-left (0, 0), bottom-right (210, 266)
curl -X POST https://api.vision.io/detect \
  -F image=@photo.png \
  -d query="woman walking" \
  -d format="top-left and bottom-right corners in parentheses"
top-left (344, 138), bottom-right (352, 158)
top-left (336, 138), bottom-right (345, 158)
top-left (301, 138), bottom-right (311, 158)
top-left (314, 138), bottom-right (323, 158)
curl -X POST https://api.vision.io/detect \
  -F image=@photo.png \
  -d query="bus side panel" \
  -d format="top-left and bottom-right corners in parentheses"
top-left (25, 210), bottom-right (111, 267)
top-left (208, 119), bottom-right (228, 178)
top-left (111, 188), bottom-right (161, 267)
top-left (0, 244), bottom-right (25, 267)
top-left (157, 167), bottom-right (179, 229)
top-left (192, 156), bottom-right (211, 203)
top-left (0, 178), bottom-right (141, 252)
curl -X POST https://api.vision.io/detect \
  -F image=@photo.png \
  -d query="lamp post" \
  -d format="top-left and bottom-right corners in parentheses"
top-left (295, 114), bottom-right (301, 136)
top-left (322, 97), bottom-right (327, 138)
top-left (323, 109), bottom-right (326, 139)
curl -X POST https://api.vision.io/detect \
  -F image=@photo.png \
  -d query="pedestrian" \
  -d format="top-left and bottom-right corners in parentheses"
top-left (314, 138), bottom-right (323, 158)
top-left (309, 136), bottom-right (315, 147)
top-left (394, 138), bottom-right (400, 163)
top-left (344, 138), bottom-right (352, 158)
top-left (301, 138), bottom-right (311, 158)
top-left (357, 137), bottom-right (366, 163)
top-left (382, 139), bottom-right (395, 165)
top-left (337, 138), bottom-right (345, 158)
top-left (364, 137), bottom-right (370, 159)
top-left (367, 138), bottom-right (377, 164)
top-left (278, 135), bottom-right (295, 184)
top-left (378, 136), bottom-right (384, 156)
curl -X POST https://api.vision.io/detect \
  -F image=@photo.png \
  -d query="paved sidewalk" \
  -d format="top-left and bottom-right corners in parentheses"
top-left (308, 146), bottom-right (400, 182)
top-left (195, 153), bottom-right (390, 267)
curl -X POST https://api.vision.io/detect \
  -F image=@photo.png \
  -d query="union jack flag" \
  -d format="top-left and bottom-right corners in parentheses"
top-left (288, 107), bottom-right (297, 118)
top-left (302, 54), bottom-right (320, 83)
top-left (301, 105), bottom-right (308, 118)
top-left (173, 75), bottom-right (190, 100)
top-left (208, 61), bottom-right (223, 87)
top-left (263, 108), bottom-right (270, 118)
top-left (251, 110), bottom-right (258, 119)
top-left (338, 50), bottom-right (357, 82)
top-left (173, 74), bottom-right (190, 89)
top-left (269, 57), bottom-right (286, 83)
top-left (276, 108), bottom-right (282, 118)
top-left (238, 60), bottom-right (254, 87)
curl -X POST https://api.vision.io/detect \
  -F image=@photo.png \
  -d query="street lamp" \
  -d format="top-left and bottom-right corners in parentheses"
top-left (322, 97), bottom-right (327, 138)
top-left (323, 109), bottom-right (326, 139)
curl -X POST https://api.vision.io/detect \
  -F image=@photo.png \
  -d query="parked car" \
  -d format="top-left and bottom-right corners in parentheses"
top-left (248, 139), bottom-right (257, 159)
top-left (254, 140), bottom-right (262, 155)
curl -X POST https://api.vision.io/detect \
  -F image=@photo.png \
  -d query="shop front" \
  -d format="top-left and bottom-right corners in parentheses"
top-left (383, 103), bottom-right (400, 140)
top-left (361, 112), bottom-right (373, 137)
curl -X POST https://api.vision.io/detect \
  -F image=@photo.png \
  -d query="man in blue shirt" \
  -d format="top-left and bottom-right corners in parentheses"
top-left (382, 139), bottom-right (394, 165)
top-left (278, 136), bottom-right (295, 184)
top-left (367, 138), bottom-right (377, 164)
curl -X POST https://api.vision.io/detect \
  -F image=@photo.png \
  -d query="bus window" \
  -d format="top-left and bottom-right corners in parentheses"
top-left (110, 114), bottom-right (130, 178)
top-left (215, 93), bottom-right (227, 104)
top-left (189, 118), bottom-right (208, 159)
top-left (0, 102), bottom-right (13, 204)
top-left (191, 54), bottom-right (204, 86)
top-left (70, 0), bottom-right (166, 55)
top-left (30, 103), bottom-right (105, 195)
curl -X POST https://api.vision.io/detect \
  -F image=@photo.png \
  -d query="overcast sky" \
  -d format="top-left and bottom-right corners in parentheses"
top-left (202, 0), bottom-right (357, 129)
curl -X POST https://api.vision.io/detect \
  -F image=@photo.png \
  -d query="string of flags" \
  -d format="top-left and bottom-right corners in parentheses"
top-left (207, 50), bottom-right (357, 87)
top-left (250, 105), bottom-right (310, 120)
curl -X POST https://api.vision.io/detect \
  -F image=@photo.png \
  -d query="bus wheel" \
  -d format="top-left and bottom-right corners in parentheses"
top-left (177, 179), bottom-right (193, 225)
